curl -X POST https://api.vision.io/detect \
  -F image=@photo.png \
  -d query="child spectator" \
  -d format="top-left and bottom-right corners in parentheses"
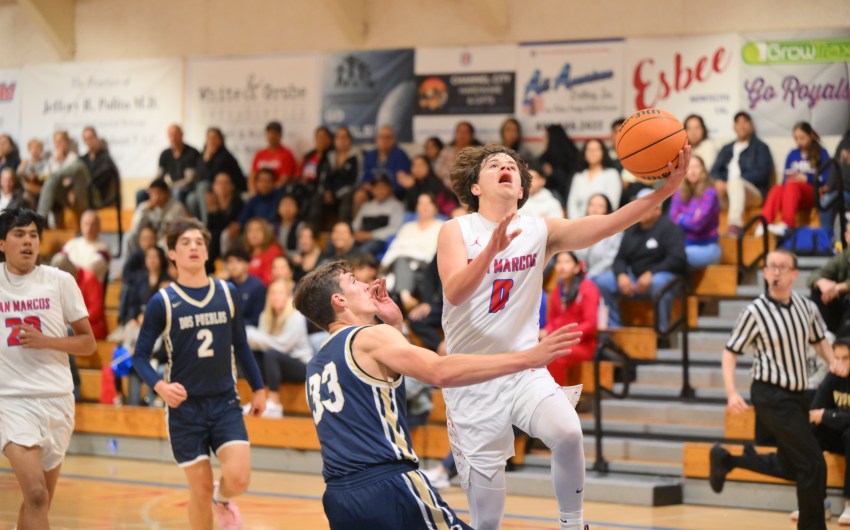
top-left (224, 248), bottom-right (267, 328)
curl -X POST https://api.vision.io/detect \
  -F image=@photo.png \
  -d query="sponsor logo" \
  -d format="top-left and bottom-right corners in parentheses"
top-left (742, 38), bottom-right (850, 65)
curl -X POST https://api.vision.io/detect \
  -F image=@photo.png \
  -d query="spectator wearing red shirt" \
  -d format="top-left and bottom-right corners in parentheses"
top-left (542, 251), bottom-right (600, 385)
top-left (250, 121), bottom-right (298, 190)
top-left (244, 217), bottom-right (284, 286)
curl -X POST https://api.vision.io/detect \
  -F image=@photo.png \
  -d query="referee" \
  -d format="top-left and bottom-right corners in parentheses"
top-left (710, 249), bottom-right (846, 530)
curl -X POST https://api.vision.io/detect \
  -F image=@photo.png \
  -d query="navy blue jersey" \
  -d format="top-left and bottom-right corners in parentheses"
top-left (307, 326), bottom-right (418, 481)
top-left (132, 278), bottom-right (264, 397)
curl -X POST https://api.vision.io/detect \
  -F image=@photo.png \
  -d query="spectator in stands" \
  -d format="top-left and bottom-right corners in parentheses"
top-left (17, 138), bottom-right (50, 205)
top-left (575, 193), bottom-right (623, 280)
top-left (250, 121), bottom-right (298, 191)
top-left (809, 335), bottom-right (850, 525)
top-left (670, 156), bottom-right (721, 268)
top-left (593, 188), bottom-right (686, 329)
top-left (500, 118), bottom-right (532, 162)
top-left (119, 245), bottom-right (171, 328)
top-left (244, 217), bottom-right (284, 287)
top-left (291, 225), bottom-right (321, 282)
top-left (116, 224), bottom-right (156, 336)
top-left (711, 111), bottom-right (773, 236)
top-left (81, 127), bottom-right (120, 209)
top-left (236, 168), bottom-right (284, 227)
top-left (406, 256), bottom-right (443, 352)
top-left (270, 255), bottom-right (295, 292)
top-left (434, 121), bottom-right (480, 188)
top-left (423, 136), bottom-right (444, 165)
top-left (224, 248), bottom-right (267, 327)
top-left (318, 221), bottom-right (364, 265)
top-left (351, 174), bottom-right (405, 256)
top-left (567, 139), bottom-right (621, 220)
top-left (381, 192), bottom-right (444, 311)
top-left (397, 154), bottom-right (456, 216)
top-left (358, 125), bottom-right (411, 199)
top-left (608, 118), bottom-right (625, 172)
top-left (0, 134), bottom-right (20, 176)
top-left (758, 122), bottom-right (829, 238)
top-left (684, 114), bottom-right (718, 171)
top-left (538, 124), bottom-right (579, 206)
top-left (192, 127), bottom-right (245, 222)
top-left (38, 130), bottom-right (90, 225)
top-left (518, 165), bottom-right (565, 219)
top-left (808, 222), bottom-right (850, 333)
top-left (309, 126), bottom-right (360, 228)
top-left (52, 256), bottom-right (107, 340)
top-left (246, 279), bottom-right (313, 418)
top-left (157, 124), bottom-right (200, 206)
top-left (274, 195), bottom-right (303, 256)
top-left (51, 209), bottom-right (111, 283)
top-left (541, 252), bottom-right (599, 385)
top-left (0, 167), bottom-right (29, 211)
top-left (819, 122), bottom-right (850, 239)
top-left (127, 177), bottom-right (189, 253)
top-left (299, 126), bottom-right (333, 185)
top-left (206, 171), bottom-right (244, 267)
top-left (710, 249), bottom-right (842, 530)
top-left (350, 253), bottom-right (379, 284)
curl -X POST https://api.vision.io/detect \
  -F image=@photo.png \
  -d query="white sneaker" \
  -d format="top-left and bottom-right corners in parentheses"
top-left (767, 222), bottom-right (789, 237)
top-left (261, 401), bottom-right (283, 419)
top-left (753, 224), bottom-right (764, 237)
top-left (839, 504), bottom-right (850, 525)
top-left (422, 467), bottom-right (450, 489)
top-left (790, 499), bottom-right (831, 522)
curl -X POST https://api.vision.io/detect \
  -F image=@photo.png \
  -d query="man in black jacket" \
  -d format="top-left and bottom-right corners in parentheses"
top-left (592, 187), bottom-right (686, 330)
top-left (810, 335), bottom-right (850, 524)
top-left (81, 127), bottom-right (120, 209)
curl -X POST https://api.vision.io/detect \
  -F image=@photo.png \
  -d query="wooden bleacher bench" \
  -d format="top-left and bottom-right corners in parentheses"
top-left (620, 297), bottom-right (699, 330)
top-left (719, 235), bottom-right (774, 267)
top-left (725, 407), bottom-right (756, 440)
top-left (610, 327), bottom-right (657, 360)
top-left (691, 265), bottom-right (738, 297)
top-left (97, 208), bottom-right (134, 234)
top-left (75, 340), bottom-right (117, 369)
top-left (105, 281), bottom-right (121, 310)
top-left (683, 442), bottom-right (846, 488)
top-left (39, 228), bottom-right (76, 257)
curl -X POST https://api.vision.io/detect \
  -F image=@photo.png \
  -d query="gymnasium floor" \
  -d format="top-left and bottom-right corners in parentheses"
top-left (0, 455), bottom-right (818, 530)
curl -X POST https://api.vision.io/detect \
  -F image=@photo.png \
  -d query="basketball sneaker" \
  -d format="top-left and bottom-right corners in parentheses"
top-left (212, 498), bottom-right (243, 530)
top-left (422, 467), bottom-right (450, 489)
top-left (262, 401), bottom-right (283, 419)
top-left (838, 502), bottom-right (850, 525)
top-left (789, 499), bottom-right (831, 522)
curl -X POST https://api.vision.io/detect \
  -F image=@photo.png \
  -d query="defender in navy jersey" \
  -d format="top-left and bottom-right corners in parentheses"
top-left (132, 218), bottom-right (266, 530)
top-left (294, 260), bottom-right (580, 530)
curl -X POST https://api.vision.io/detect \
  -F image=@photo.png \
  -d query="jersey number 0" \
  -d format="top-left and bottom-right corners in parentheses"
top-left (489, 279), bottom-right (514, 313)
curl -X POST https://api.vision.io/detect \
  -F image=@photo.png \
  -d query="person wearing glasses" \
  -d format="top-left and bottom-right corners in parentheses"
top-left (709, 249), bottom-right (847, 530)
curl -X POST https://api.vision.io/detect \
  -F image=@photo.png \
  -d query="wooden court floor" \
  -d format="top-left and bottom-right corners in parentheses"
top-left (0, 454), bottom-right (820, 529)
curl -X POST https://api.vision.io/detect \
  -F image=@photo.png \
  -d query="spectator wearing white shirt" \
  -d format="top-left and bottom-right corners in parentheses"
top-left (518, 167), bottom-right (564, 219)
top-left (567, 139), bottom-right (622, 220)
top-left (51, 209), bottom-right (111, 282)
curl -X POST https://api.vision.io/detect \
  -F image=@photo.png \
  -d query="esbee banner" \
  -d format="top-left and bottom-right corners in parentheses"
top-left (0, 69), bottom-right (20, 140)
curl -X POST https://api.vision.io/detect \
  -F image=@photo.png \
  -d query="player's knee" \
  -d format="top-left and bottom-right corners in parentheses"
top-left (22, 484), bottom-right (50, 511)
top-left (225, 469), bottom-right (251, 494)
top-left (550, 423), bottom-right (583, 452)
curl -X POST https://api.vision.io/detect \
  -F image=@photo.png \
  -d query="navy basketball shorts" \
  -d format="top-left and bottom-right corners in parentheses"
top-left (323, 462), bottom-right (473, 530)
top-left (166, 393), bottom-right (248, 467)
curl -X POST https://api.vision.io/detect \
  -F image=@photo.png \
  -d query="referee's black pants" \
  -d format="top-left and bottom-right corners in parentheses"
top-left (730, 380), bottom-right (827, 530)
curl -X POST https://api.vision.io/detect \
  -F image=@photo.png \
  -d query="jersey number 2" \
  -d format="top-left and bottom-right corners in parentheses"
top-left (307, 362), bottom-right (345, 424)
top-left (489, 279), bottom-right (514, 313)
top-left (196, 329), bottom-right (214, 358)
top-left (6, 316), bottom-right (42, 347)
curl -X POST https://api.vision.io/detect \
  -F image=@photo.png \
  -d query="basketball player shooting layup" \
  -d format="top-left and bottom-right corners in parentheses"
top-left (293, 260), bottom-right (581, 529)
top-left (132, 218), bottom-right (266, 530)
top-left (438, 144), bottom-right (690, 530)
top-left (0, 208), bottom-right (96, 530)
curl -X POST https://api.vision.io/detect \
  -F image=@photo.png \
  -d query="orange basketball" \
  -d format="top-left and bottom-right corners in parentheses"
top-left (615, 108), bottom-right (688, 181)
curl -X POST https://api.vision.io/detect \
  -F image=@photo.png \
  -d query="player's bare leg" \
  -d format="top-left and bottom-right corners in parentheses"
top-left (182, 459), bottom-right (215, 530)
top-left (217, 443), bottom-right (251, 499)
top-left (5, 443), bottom-right (51, 530)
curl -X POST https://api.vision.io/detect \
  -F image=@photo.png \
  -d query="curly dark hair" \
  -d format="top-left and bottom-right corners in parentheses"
top-left (449, 144), bottom-right (531, 213)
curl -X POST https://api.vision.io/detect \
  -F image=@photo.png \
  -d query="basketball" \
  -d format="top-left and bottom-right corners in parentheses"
top-left (616, 108), bottom-right (688, 181)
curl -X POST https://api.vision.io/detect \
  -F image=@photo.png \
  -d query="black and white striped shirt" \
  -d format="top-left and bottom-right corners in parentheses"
top-left (726, 292), bottom-right (827, 392)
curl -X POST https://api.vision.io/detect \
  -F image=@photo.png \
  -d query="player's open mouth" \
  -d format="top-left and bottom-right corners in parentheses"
top-left (499, 173), bottom-right (513, 184)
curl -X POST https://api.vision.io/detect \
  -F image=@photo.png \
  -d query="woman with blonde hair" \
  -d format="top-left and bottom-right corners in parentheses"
top-left (246, 279), bottom-right (313, 418)
top-left (670, 155), bottom-right (721, 268)
top-left (244, 217), bottom-right (284, 286)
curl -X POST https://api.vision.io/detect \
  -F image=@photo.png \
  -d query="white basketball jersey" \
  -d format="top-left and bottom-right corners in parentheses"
top-left (443, 213), bottom-right (547, 355)
top-left (0, 264), bottom-right (89, 397)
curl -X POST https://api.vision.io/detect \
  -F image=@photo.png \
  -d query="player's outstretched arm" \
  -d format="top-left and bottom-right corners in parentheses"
top-left (359, 324), bottom-right (580, 388)
top-left (545, 146), bottom-right (691, 256)
top-left (438, 214), bottom-right (521, 306)
top-left (13, 317), bottom-right (96, 356)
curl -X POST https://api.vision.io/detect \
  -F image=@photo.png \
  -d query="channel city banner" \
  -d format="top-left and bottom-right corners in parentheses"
top-left (413, 45), bottom-right (516, 144)
top-left (741, 30), bottom-right (850, 137)
top-left (0, 69), bottom-right (21, 140)
top-left (19, 59), bottom-right (183, 178)
top-left (516, 39), bottom-right (625, 141)
top-left (321, 49), bottom-right (415, 144)
top-left (625, 34), bottom-right (741, 139)
top-left (187, 54), bottom-right (321, 174)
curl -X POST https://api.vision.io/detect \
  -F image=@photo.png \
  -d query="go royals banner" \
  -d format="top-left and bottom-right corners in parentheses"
top-left (414, 45), bottom-right (516, 143)
top-left (0, 69), bottom-right (21, 141)
top-left (741, 30), bottom-right (850, 137)
top-left (625, 35), bottom-right (741, 139)
top-left (515, 39), bottom-right (625, 140)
